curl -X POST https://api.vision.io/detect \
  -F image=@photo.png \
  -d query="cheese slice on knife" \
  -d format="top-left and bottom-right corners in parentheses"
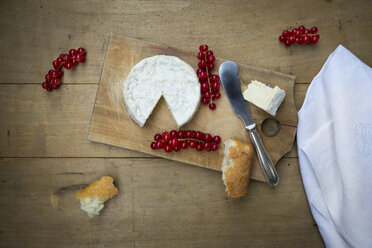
top-left (123, 55), bottom-right (200, 127)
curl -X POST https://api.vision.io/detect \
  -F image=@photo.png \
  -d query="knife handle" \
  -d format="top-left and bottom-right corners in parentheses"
top-left (249, 128), bottom-right (279, 186)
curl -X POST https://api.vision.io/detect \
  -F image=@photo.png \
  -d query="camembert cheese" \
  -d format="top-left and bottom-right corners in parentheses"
top-left (243, 80), bottom-right (285, 116)
top-left (123, 55), bottom-right (200, 127)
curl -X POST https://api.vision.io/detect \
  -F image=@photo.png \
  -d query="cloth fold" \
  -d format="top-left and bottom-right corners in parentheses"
top-left (297, 45), bottom-right (372, 248)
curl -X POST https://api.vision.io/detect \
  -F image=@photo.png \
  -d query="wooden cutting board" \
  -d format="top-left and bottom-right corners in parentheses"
top-left (89, 34), bottom-right (297, 182)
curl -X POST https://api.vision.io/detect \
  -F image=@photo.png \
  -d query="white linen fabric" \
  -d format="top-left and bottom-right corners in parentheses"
top-left (297, 45), bottom-right (372, 248)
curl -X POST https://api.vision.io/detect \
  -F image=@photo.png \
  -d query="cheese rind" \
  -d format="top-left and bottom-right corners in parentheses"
top-left (243, 80), bottom-right (286, 116)
top-left (123, 55), bottom-right (200, 127)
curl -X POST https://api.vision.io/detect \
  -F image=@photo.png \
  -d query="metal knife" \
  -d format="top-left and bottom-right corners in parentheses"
top-left (219, 61), bottom-right (279, 186)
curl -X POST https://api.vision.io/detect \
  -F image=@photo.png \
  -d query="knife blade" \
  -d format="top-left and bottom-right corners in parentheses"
top-left (219, 61), bottom-right (279, 186)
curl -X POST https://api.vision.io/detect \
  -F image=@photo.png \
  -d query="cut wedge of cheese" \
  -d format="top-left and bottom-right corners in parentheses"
top-left (123, 55), bottom-right (200, 127)
top-left (243, 80), bottom-right (286, 116)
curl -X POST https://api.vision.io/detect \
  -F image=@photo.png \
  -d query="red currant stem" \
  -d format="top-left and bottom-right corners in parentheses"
top-left (204, 54), bottom-right (214, 105)
top-left (57, 62), bottom-right (65, 71)
top-left (302, 33), bottom-right (318, 37)
top-left (156, 137), bottom-right (217, 143)
top-left (179, 138), bottom-right (208, 142)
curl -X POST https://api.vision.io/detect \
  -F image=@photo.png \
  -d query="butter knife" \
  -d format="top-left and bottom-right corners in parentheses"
top-left (219, 61), bottom-right (279, 186)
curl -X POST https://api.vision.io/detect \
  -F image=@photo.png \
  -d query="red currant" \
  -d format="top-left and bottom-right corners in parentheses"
top-left (77, 47), bottom-right (85, 54)
top-left (170, 130), bottom-right (178, 138)
top-left (196, 143), bottom-right (204, 151)
top-left (76, 53), bottom-right (85, 63)
top-left (203, 142), bottom-right (211, 151)
top-left (181, 141), bottom-right (188, 149)
top-left (284, 40), bottom-right (291, 47)
top-left (282, 30), bottom-right (290, 37)
top-left (311, 35), bottom-right (320, 43)
top-left (197, 52), bottom-right (205, 60)
top-left (62, 54), bottom-right (71, 62)
top-left (178, 131), bottom-right (184, 139)
top-left (51, 70), bottom-right (59, 78)
top-left (302, 36), bottom-right (310, 44)
top-left (195, 131), bottom-right (203, 140)
top-left (298, 25), bottom-right (305, 33)
top-left (279, 35), bottom-right (286, 42)
top-left (205, 133), bottom-right (213, 142)
top-left (164, 144), bottom-right (172, 153)
top-left (288, 36), bottom-right (295, 43)
top-left (207, 55), bottom-right (215, 63)
top-left (295, 37), bottom-right (302, 44)
top-left (201, 82), bottom-right (209, 92)
top-left (184, 130), bottom-right (191, 138)
top-left (189, 140), bottom-right (196, 148)
top-left (151, 142), bottom-right (157, 150)
top-left (198, 60), bottom-right (207, 69)
top-left (69, 49), bottom-right (77, 56)
top-left (209, 103), bottom-right (216, 110)
top-left (310, 27), bottom-right (318, 34)
top-left (304, 29), bottom-right (310, 35)
top-left (213, 92), bottom-right (221, 99)
top-left (170, 138), bottom-right (179, 148)
top-left (196, 68), bottom-right (203, 77)
top-left (45, 73), bottom-right (52, 82)
top-left (199, 44), bottom-right (208, 52)
top-left (52, 78), bottom-right (60, 86)
top-left (156, 141), bottom-right (164, 149)
top-left (154, 133), bottom-right (162, 141)
top-left (212, 81), bottom-right (220, 90)
top-left (64, 62), bottom-right (73, 69)
top-left (207, 63), bottom-right (215, 70)
top-left (42, 82), bottom-right (48, 89)
top-left (211, 143), bottom-right (219, 151)
top-left (52, 60), bottom-right (61, 70)
top-left (206, 50), bottom-right (213, 56)
top-left (173, 146), bottom-right (181, 152)
top-left (213, 135), bottom-right (221, 144)
top-left (204, 91), bottom-right (211, 98)
top-left (211, 74), bottom-right (219, 81)
top-left (162, 132), bottom-right (171, 143)
top-left (199, 71), bottom-right (207, 81)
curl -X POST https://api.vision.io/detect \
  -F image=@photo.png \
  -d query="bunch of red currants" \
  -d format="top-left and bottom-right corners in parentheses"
top-left (279, 25), bottom-right (319, 47)
top-left (42, 48), bottom-right (87, 91)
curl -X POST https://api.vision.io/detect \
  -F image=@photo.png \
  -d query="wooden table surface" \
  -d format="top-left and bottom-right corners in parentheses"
top-left (0, 0), bottom-right (371, 247)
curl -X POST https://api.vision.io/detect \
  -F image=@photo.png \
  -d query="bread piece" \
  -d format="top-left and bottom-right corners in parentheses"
top-left (76, 176), bottom-right (118, 218)
top-left (222, 139), bottom-right (254, 198)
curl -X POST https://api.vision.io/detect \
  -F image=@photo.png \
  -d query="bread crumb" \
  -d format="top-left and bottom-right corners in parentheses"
top-left (76, 176), bottom-right (118, 218)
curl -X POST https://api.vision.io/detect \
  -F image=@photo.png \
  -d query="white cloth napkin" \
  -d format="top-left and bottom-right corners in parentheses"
top-left (297, 45), bottom-right (372, 248)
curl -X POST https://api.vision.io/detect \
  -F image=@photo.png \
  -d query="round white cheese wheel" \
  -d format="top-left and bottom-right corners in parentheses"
top-left (123, 55), bottom-right (200, 127)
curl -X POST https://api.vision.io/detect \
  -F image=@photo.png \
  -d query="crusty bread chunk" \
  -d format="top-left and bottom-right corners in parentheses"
top-left (222, 139), bottom-right (254, 198)
top-left (76, 176), bottom-right (118, 218)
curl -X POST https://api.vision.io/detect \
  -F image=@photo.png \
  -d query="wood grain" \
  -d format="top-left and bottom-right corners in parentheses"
top-left (0, 1), bottom-right (372, 85)
top-left (89, 35), bottom-right (297, 182)
top-left (0, 84), bottom-right (145, 158)
top-left (0, 83), bottom-right (308, 159)
top-left (1, 0), bottom-right (371, 246)
top-left (0, 157), bottom-right (323, 248)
